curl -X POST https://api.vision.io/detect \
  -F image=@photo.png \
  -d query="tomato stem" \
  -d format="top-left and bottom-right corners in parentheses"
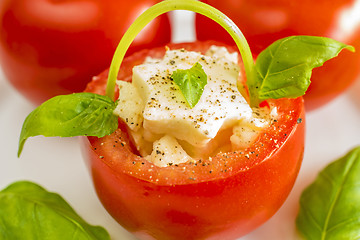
top-left (106, 0), bottom-right (256, 105)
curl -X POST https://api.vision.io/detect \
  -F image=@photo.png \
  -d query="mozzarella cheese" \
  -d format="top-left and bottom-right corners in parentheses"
top-left (113, 46), bottom-right (275, 167)
top-left (114, 80), bottom-right (144, 131)
top-left (145, 135), bottom-right (192, 167)
top-left (132, 48), bottom-right (252, 146)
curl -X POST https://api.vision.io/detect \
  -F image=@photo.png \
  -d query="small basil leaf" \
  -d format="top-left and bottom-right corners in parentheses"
top-left (18, 92), bottom-right (118, 157)
top-left (296, 146), bottom-right (360, 240)
top-left (250, 36), bottom-right (354, 104)
top-left (0, 181), bottom-right (110, 240)
top-left (171, 62), bottom-right (207, 108)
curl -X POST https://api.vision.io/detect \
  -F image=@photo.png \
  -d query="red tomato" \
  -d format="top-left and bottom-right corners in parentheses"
top-left (196, 0), bottom-right (360, 110)
top-left (82, 41), bottom-right (305, 240)
top-left (0, 0), bottom-right (171, 105)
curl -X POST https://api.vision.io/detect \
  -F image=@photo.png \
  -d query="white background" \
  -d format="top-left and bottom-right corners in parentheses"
top-left (1, 10), bottom-right (360, 240)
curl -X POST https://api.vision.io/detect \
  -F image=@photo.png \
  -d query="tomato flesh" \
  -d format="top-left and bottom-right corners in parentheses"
top-left (82, 41), bottom-right (305, 240)
top-left (0, 0), bottom-right (171, 105)
top-left (196, 0), bottom-right (360, 110)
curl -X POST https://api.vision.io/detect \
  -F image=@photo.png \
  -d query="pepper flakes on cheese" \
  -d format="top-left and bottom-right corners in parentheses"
top-left (114, 46), bottom-right (277, 167)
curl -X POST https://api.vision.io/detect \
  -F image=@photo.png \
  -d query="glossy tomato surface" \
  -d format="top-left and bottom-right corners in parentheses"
top-left (82, 41), bottom-right (305, 240)
top-left (0, 0), bottom-right (171, 105)
top-left (196, 0), bottom-right (360, 110)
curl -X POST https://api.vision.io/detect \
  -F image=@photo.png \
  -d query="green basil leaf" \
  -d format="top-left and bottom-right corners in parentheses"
top-left (250, 36), bottom-right (354, 104)
top-left (18, 92), bottom-right (118, 157)
top-left (171, 62), bottom-right (207, 108)
top-left (296, 146), bottom-right (360, 240)
top-left (0, 181), bottom-right (110, 240)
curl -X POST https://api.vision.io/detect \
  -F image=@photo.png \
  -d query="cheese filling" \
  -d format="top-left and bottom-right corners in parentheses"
top-left (114, 46), bottom-right (276, 167)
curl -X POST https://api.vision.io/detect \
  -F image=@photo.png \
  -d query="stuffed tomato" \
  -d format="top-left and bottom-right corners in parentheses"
top-left (82, 41), bottom-right (305, 240)
top-left (0, 0), bottom-right (171, 105)
top-left (17, 1), bottom-right (352, 239)
top-left (195, 0), bottom-right (360, 111)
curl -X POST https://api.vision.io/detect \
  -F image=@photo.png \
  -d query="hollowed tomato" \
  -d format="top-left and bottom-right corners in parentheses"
top-left (82, 41), bottom-right (305, 240)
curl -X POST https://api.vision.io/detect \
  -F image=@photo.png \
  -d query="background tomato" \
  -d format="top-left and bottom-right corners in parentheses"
top-left (82, 41), bottom-right (305, 240)
top-left (196, 0), bottom-right (360, 110)
top-left (0, 0), bottom-right (171, 105)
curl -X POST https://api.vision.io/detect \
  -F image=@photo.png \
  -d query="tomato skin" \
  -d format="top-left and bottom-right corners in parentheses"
top-left (0, 0), bottom-right (171, 105)
top-left (82, 41), bottom-right (305, 240)
top-left (196, 0), bottom-right (360, 110)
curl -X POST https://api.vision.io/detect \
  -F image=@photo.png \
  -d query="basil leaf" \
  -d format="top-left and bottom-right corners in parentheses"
top-left (0, 181), bottom-right (110, 240)
top-left (18, 92), bottom-right (118, 156)
top-left (250, 36), bottom-right (354, 105)
top-left (171, 62), bottom-right (207, 108)
top-left (296, 146), bottom-right (360, 240)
